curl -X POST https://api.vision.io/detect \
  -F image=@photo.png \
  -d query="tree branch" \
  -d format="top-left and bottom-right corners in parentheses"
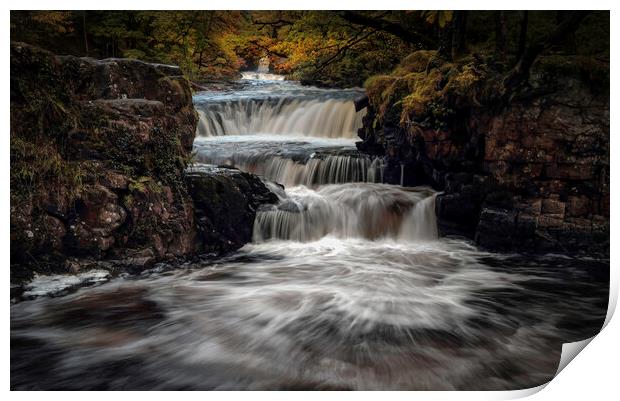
top-left (312, 29), bottom-right (377, 74)
top-left (247, 38), bottom-right (288, 58)
top-left (335, 11), bottom-right (434, 48)
top-left (505, 11), bottom-right (589, 90)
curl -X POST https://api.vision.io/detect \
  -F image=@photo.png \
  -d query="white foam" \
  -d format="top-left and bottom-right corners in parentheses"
top-left (22, 270), bottom-right (111, 299)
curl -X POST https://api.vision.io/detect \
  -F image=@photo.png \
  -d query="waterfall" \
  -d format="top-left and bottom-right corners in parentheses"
top-left (257, 56), bottom-right (270, 73)
top-left (192, 78), bottom-right (439, 246)
top-left (398, 193), bottom-right (438, 241)
top-left (195, 147), bottom-right (384, 187)
top-left (253, 184), bottom-right (438, 243)
top-left (254, 154), bottom-right (376, 187)
top-left (195, 97), bottom-right (365, 138)
top-left (241, 71), bottom-right (285, 81)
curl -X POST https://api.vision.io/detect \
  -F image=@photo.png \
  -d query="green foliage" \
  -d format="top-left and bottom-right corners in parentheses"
top-left (11, 11), bottom-right (246, 81)
top-left (128, 177), bottom-right (150, 193)
top-left (260, 11), bottom-right (415, 87)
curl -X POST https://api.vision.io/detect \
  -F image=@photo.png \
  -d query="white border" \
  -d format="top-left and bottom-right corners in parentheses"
top-left (3, 1), bottom-right (617, 400)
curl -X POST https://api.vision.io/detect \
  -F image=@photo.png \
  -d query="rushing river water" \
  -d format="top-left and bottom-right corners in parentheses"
top-left (11, 76), bottom-right (608, 390)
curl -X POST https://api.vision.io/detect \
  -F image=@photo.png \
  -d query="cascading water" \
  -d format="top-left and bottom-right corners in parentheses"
top-left (192, 78), bottom-right (439, 244)
top-left (193, 137), bottom-right (385, 187)
top-left (194, 90), bottom-right (365, 138)
top-left (10, 74), bottom-right (608, 390)
top-left (193, 78), bottom-right (378, 187)
top-left (240, 71), bottom-right (286, 81)
top-left (253, 184), bottom-right (438, 242)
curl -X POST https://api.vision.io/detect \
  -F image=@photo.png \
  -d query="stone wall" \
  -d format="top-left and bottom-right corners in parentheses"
top-left (474, 76), bottom-right (609, 253)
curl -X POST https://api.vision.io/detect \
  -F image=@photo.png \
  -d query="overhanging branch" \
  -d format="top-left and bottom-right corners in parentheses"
top-left (335, 11), bottom-right (434, 48)
top-left (504, 11), bottom-right (589, 90)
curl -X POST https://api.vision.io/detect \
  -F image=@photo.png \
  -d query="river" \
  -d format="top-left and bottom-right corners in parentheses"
top-left (10, 75), bottom-right (608, 390)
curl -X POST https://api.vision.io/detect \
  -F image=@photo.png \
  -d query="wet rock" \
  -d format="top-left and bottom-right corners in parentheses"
top-left (121, 249), bottom-right (158, 272)
top-left (99, 171), bottom-right (130, 190)
top-left (566, 195), bottom-right (591, 217)
top-left (10, 42), bottom-right (198, 273)
top-left (435, 193), bottom-right (480, 237)
top-left (475, 208), bottom-right (517, 251)
top-left (541, 197), bottom-right (566, 216)
top-left (278, 200), bottom-right (305, 213)
top-left (538, 214), bottom-right (564, 228)
top-left (41, 215), bottom-right (66, 251)
top-left (186, 164), bottom-right (278, 253)
top-left (359, 52), bottom-right (609, 256)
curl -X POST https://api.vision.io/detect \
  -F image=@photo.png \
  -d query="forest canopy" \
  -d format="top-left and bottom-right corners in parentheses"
top-left (10, 10), bottom-right (610, 87)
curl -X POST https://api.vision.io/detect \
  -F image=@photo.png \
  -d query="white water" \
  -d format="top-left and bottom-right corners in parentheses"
top-left (241, 71), bottom-right (285, 81)
top-left (194, 79), bottom-right (366, 138)
top-left (193, 79), bottom-right (374, 187)
top-left (196, 97), bottom-right (364, 138)
top-left (193, 135), bottom-right (384, 187)
top-left (10, 75), bottom-right (608, 390)
top-left (254, 183), bottom-right (437, 242)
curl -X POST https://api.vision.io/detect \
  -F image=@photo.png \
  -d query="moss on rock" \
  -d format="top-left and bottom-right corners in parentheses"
top-left (10, 42), bottom-right (198, 272)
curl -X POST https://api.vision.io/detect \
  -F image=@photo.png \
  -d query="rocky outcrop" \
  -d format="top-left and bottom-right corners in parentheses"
top-left (10, 42), bottom-right (277, 281)
top-left (358, 51), bottom-right (609, 256)
top-left (10, 42), bottom-right (198, 278)
top-left (187, 165), bottom-right (279, 253)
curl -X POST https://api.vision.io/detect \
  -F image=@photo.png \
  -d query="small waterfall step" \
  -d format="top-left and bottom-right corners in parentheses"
top-left (253, 183), bottom-right (438, 243)
top-left (193, 79), bottom-right (366, 138)
top-left (193, 137), bottom-right (386, 187)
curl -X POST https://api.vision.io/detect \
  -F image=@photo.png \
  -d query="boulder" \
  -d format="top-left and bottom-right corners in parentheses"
top-left (186, 165), bottom-right (278, 253)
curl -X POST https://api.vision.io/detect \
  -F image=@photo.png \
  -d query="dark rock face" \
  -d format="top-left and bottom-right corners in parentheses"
top-left (10, 43), bottom-right (277, 279)
top-left (358, 54), bottom-right (609, 256)
top-left (10, 42), bottom-right (198, 273)
top-left (187, 165), bottom-right (279, 253)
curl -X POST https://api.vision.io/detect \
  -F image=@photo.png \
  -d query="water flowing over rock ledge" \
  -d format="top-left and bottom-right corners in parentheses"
top-left (356, 51), bottom-right (609, 256)
top-left (10, 43), bottom-right (278, 285)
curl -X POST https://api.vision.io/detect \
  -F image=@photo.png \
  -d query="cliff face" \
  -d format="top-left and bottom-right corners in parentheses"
top-left (10, 42), bottom-right (198, 276)
top-left (357, 51), bottom-right (609, 255)
top-left (10, 43), bottom-right (275, 280)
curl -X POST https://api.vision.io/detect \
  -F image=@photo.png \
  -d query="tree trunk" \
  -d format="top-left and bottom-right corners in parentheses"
top-left (505, 11), bottom-right (589, 93)
top-left (451, 11), bottom-right (468, 60)
top-left (82, 12), bottom-right (89, 57)
top-left (337, 11), bottom-right (435, 48)
top-left (494, 11), bottom-right (507, 60)
top-left (556, 11), bottom-right (578, 53)
top-left (437, 23), bottom-right (453, 61)
top-left (517, 11), bottom-right (529, 60)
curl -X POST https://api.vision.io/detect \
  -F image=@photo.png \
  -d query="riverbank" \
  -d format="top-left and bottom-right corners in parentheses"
top-left (356, 50), bottom-right (610, 256)
top-left (10, 42), bottom-right (278, 283)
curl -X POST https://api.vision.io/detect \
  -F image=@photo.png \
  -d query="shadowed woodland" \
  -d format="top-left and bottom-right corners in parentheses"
top-left (11, 11), bottom-right (609, 87)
